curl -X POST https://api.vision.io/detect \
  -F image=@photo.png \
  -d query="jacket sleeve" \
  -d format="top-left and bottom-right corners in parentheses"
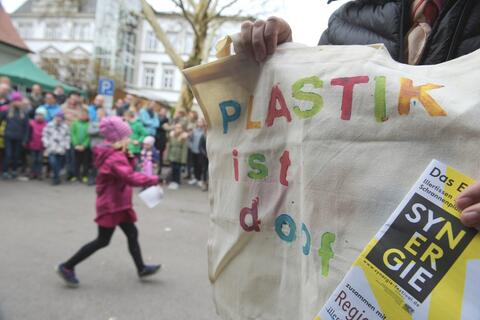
top-left (139, 110), bottom-right (150, 128)
top-left (110, 156), bottom-right (158, 187)
top-left (88, 106), bottom-right (97, 122)
top-left (24, 121), bottom-right (31, 146)
top-left (82, 124), bottom-right (90, 147)
top-left (131, 122), bottom-right (146, 143)
top-left (70, 122), bottom-right (78, 146)
top-left (139, 123), bottom-right (147, 142)
top-left (140, 110), bottom-right (160, 130)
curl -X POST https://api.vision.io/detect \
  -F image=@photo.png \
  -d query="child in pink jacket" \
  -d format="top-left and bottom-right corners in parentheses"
top-left (27, 107), bottom-right (47, 179)
top-left (56, 116), bottom-right (160, 287)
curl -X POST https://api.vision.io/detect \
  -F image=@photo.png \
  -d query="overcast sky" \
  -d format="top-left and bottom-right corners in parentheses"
top-left (2, 0), bottom-right (349, 46)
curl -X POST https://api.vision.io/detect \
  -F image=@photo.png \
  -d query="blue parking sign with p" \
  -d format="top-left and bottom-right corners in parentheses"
top-left (98, 78), bottom-right (115, 96)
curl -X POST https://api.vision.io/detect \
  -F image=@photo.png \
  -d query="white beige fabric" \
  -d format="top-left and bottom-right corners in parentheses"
top-left (183, 44), bottom-right (480, 320)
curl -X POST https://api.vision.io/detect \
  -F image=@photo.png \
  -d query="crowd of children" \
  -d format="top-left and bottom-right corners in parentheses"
top-left (0, 77), bottom-right (209, 190)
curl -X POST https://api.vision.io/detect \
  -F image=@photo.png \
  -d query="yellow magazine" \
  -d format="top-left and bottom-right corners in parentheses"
top-left (315, 160), bottom-right (479, 320)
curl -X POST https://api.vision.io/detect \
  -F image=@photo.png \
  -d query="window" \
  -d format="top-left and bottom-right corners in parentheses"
top-left (124, 54), bottom-right (135, 85)
top-left (123, 33), bottom-right (136, 85)
top-left (71, 23), bottom-right (91, 40)
top-left (167, 31), bottom-right (181, 52)
top-left (145, 30), bottom-right (157, 51)
top-left (143, 66), bottom-right (156, 88)
top-left (45, 23), bottom-right (61, 39)
top-left (17, 22), bottom-right (33, 39)
top-left (161, 66), bottom-right (175, 89)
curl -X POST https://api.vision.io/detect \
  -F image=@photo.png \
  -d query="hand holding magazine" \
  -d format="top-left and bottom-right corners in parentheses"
top-left (316, 160), bottom-right (479, 320)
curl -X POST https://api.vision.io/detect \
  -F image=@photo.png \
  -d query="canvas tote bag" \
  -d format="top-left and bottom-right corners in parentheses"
top-left (183, 43), bottom-right (480, 320)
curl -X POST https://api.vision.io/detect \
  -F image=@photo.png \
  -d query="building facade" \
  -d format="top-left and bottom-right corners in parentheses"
top-left (11, 0), bottom-right (243, 107)
top-left (11, 0), bottom-right (141, 92)
top-left (133, 14), bottom-right (241, 105)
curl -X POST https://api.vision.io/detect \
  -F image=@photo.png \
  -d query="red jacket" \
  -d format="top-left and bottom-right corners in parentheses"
top-left (27, 119), bottom-right (47, 151)
top-left (94, 145), bottom-right (158, 221)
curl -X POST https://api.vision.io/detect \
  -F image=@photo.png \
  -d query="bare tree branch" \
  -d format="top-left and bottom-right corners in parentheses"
top-left (142, 0), bottom-right (264, 111)
top-left (170, 0), bottom-right (200, 38)
top-left (140, 0), bottom-right (184, 69)
top-left (210, 0), bottom-right (220, 12)
top-left (185, 0), bottom-right (196, 7)
top-left (209, 0), bottom-right (240, 20)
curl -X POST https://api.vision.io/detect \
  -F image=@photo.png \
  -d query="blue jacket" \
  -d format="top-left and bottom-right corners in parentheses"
top-left (88, 104), bottom-right (98, 122)
top-left (0, 108), bottom-right (29, 142)
top-left (42, 103), bottom-right (61, 122)
top-left (139, 108), bottom-right (159, 136)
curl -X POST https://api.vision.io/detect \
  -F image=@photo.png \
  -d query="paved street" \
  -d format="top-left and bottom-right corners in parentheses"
top-left (0, 179), bottom-right (220, 320)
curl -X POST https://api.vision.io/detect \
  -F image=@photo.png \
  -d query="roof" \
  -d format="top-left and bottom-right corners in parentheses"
top-left (124, 88), bottom-right (172, 108)
top-left (0, 55), bottom-right (83, 94)
top-left (13, 0), bottom-right (98, 15)
top-left (0, 5), bottom-right (30, 52)
top-left (12, 0), bottom-right (33, 14)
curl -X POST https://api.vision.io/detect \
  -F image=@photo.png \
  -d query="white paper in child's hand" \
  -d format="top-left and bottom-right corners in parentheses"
top-left (139, 186), bottom-right (164, 209)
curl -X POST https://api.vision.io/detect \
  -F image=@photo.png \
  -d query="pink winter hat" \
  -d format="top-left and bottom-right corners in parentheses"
top-left (143, 136), bottom-right (155, 146)
top-left (99, 116), bottom-right (132, 143)
top-left (10, 91), bottom-right (23, 102)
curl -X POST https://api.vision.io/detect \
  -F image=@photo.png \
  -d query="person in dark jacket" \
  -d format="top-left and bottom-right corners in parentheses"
top-left (198, 119), bottom-right (208, 192)
top-left (28, 84), bottom-right (44, 118)
top-left (235, 0), bottom-right (480, 65)
top-left (234, 0), bottom-right (480, 230)
top-left (54, 85), bottom-right (67, 105)
top-left (155, 106), bottom-right (170, 176)
top-left (0, 92), bottom-right (29, 179)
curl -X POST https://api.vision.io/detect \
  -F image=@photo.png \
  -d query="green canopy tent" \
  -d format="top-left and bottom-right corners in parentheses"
top-left (0, 55), bottom-right (84, 95)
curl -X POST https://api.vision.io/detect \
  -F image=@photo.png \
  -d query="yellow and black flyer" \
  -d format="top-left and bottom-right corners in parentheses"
top-left (315, 160), bottom-right (480, 320)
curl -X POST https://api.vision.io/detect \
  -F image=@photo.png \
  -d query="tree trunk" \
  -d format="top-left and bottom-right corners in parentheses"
top-left (141, 0), bottom-right (184, 69)
top-left (142, 0), bottom-right (218, 112)
top-left (176, 81), bottom-right (195, 112)
top-left (176, 1), bottom-right (210, 111)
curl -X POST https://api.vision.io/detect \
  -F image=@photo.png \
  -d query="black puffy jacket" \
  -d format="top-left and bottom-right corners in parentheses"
top-left (319, 0), bottom-right (480, 64)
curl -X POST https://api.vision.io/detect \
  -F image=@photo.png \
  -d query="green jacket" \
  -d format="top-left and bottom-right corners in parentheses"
top-left (168, 134), bottom-right (188, 164)
top-left (128, 119), bottom-right (147, 154)
top-left (71, 120), bottom-right (90, 147)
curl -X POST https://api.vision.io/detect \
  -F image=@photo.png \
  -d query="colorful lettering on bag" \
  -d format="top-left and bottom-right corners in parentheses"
top-left (291, 76), bottom-right (324, 119)
top-left (247, 153), bottom-right (268, 180)
top-left (239, 197), bottom-right (261, 232)
top-left (266, 85), bottom-right (292, 127)
top-left (219, 76), bottom-right (448, 135)
top-left (240, 206), bottom-right (336, 275)
top-left (398, 77), bottom-right (446, 116)
top-left (219, 100), bottom-right (241, 134)
top-left (331, 76), bottom-right (370, 120)
top-left (318, 232), bottom-right (336, 277)
top-left (279, 150), bottom-right (291, 187)
top-left (246, 95), bottom-right (261, 129)
top-left (374, 76), bottom-right (388, 122)
top-left (275, 214), bottom-right (296, 243)
top-left (302, 223), bottom-right (311, 256)
top-left (233, 149), bottom-right (239, 182)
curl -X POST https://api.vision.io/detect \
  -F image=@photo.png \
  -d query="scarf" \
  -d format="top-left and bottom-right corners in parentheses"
top-left (406, 0), bottom-right (445, 64)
